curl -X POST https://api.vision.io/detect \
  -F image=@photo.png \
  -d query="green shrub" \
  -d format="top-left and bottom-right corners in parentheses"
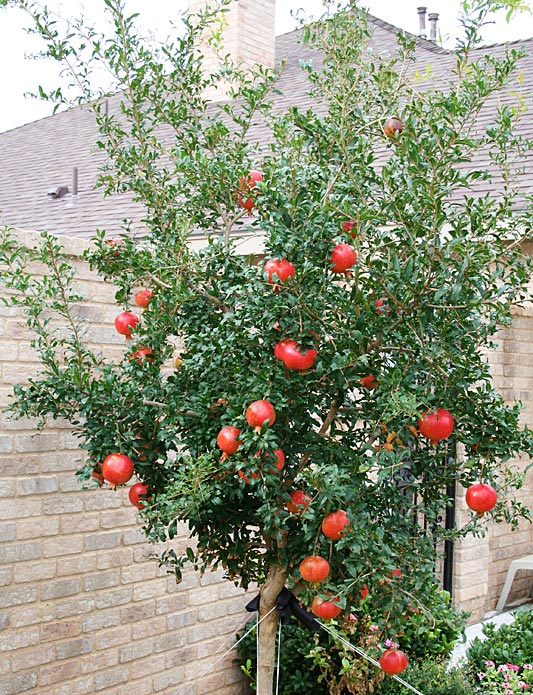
top-left (373, 659), bottom-right (476, 695)
top-left (465, 608), bottom-right (533, 685)
top-left (236, 589), bottom-right (467, 694)
top-left (236, 619), bottom-right (330, 695)
top-left (394, 590), bottom-right (468, 662)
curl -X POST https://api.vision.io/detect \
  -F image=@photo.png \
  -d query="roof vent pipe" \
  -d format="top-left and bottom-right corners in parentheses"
top-left (417, 7), bottom-right (427, 39)
top-left (72, 167), bottom-right (78, 196)
top-left (428, 12), bottom-right (439, 42)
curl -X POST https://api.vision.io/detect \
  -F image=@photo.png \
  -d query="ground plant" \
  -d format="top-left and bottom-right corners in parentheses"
top-left (0, 0), bottom-right (532, 693)
top-left (466, 608), bottom-right (533, 691)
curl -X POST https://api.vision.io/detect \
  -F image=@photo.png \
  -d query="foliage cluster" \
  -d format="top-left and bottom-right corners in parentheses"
top-left (237, 588), bottom-right (467, 694)
top-left (0, 0), bottom-right (533, 692)
top-left (466, 608), bottom-right (533, 679)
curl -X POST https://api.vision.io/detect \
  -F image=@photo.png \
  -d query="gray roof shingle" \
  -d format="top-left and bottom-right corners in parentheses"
top-left (0, 14), bottom-right (531, 238)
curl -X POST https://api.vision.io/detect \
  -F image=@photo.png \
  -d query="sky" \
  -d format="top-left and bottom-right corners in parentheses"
top-left (0, 0), bottom-right (532, 134)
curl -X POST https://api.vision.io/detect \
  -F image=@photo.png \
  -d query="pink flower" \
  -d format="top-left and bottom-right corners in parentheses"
top-left (369, 624), bottom-right (379, 632)
top-left (507, 663), bottom-right (520, 672)
top-left (485, 660), bottom-right (495, 667)
top-left (499, 664), bottom-right (510, 672)
top-left (384, 638), bottom-right (399, 649)
top-left (524, 665), bottom-right (533, 670)
top-left (519, 682), bottom-right (530, 689)
top-left (349, 613), bottom-right (356, 621)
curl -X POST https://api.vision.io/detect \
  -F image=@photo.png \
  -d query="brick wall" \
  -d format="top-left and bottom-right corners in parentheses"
top-left (453, 243), bottom-right (533, 623)
top-left (1, 228), bottom-right (533, 694)
top-left (188, 0), bottom-right (276, 101)
top-left (0, 230), bottom-right (250, 695)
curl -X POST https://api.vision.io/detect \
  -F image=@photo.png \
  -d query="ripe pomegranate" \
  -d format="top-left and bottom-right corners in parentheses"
top-left (216, 426), bottom-right (242, 456)
top-left (360, 584), bottom-right (369, 600)
top-left (341, 219), bottom-right (355, 235)
top-left (135, 289), bottom-right (153, 308)
top-left (321, 510), bottom-right (350, 540)
top-left (331, 243), bottom-right (357, 273)
top-left (286, 490), bottom-right (312, 514)
top-left (129, 482), bottom-right (151, 509)
top-left (465, 482), bottom-right (498, 513)
top-left (299, 555), bottom-right (330, 583)
top-left (375, 298), bottom-right (389, 314)
top-left (130, 346), bottom-right (154, 364)
top-left (245, 400), bottom-right (276, 432)
top-left (255, 448), bottom-right (285, 473)
top-left (102, 453), bottom-right (134, 485)
top-left (383, 116), bottom-right (404, 138)
top-left (360, 374), bottom-right (378, 389)
top-left (311, 596), bottom-right (341, 619)
top-left (379, 648), bottom-right (408, 675)
top-left (418, 408), bottom-right (454, 442)
top-left (237, 468), bottom-right (260, 484)
top-left (237, 170), bottom-right (263, 211)
top-left (114, 311), bottom-right (139, 338)
top-left (275, 340), bottom-right (318, 370)
top-left (264, 258), bottom-right (295, 284)
top-left (91, 463), bottom-right (104, 486)
top-left (248, 170), bottom-right (263, 186)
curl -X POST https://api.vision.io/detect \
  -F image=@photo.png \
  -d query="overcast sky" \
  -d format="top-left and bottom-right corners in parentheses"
top-left (0, 0), bottom-right (531, 133)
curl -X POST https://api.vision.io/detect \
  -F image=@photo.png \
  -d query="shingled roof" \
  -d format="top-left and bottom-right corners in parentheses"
top-left (0, 13), bottom-right (531, 239)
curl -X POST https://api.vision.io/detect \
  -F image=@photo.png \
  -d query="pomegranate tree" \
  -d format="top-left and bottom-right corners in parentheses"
top-left (2, 3), bottom-right (533, 695)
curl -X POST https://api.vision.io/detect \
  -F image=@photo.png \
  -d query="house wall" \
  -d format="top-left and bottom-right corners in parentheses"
top-left (453, 244), bottom-right (533, 623)
top-left (1, 228), bottom-right (532, 695)
top-left (0, 230), bottom-right (249, 695)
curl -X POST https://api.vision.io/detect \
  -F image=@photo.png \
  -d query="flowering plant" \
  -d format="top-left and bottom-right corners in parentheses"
top-left (477, 661), bottom-right (533, 694)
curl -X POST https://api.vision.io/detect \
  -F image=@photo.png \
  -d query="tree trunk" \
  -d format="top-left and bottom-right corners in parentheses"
top-left (256, 564), bottom-right (287, 695)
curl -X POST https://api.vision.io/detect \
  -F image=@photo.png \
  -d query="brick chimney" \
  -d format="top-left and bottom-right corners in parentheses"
top-left (189, 0), bottom-right (276, 101)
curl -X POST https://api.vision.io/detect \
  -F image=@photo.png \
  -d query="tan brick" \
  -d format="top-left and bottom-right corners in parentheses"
top-left (100, 507), bottom-right (137, 529)
top-left (130, 616), bottom-right (166, 641)
top-left (0, 626), bottom-right (40, 653)
top-left (84, 570), bottom-right (120, 592)
top-left (79, 647), bottom-right (119, 674)
top-left (48, 675), bottom-right (94, 695)
top-left (54, 597), bottom-right (95, 619)
top-left (17, 516), bottom-right (59, 539)
top-left (40, 618), bottom-right (82, 642)
top-left (0, 540), bottom-right (41, 564)
top-left (95, 587), bottom-right (132, 610)
top-left (0, 567), bottom-right (12, 587)
top-left (93, 665), bottom-right (129, 691)
top-left (165, 645), bottom-right (197, 668)
top-left (120, 601), bottom-right (154, 625)
top-left (119, 638), bottom-right (153, 663)
top-left (0, 521), bottom-right (16, 542)
top-left (0, 498), bottom-right (41, 520)
top-left (0, 671), bottom-right (38, 695)
top-left (43, 535), bottom-right (84, 558)
top-left (10, 645), bottom-right (55, 672)
top-left (132, 579), bottom-right (167, 602)
top-left (96, 547), bottom-right (133, 570)
top-left (40, 659), bottom-right (81, 686)
top-left (0, 586), bottom-right (38, 608)
top-left (41, 578), bottom-right (80, 601)
top-left (56, 554), bottom-right (97, 577)
top-left (55, 637), bottom-right (94, 660)
top-left (13, 559), bottom-right (55, 584)
top-left (121, 562), bottom-right (157, 584)
top-left (10, 603), bottom-right (54, 628)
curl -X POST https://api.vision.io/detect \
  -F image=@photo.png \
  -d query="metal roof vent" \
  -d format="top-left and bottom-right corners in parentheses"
top-left (428, 12), bottom-right (440, 41)
top-left (47, 186), bottom-right (69, 199)
top-left (417, 7), bottom-right (427, 39)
